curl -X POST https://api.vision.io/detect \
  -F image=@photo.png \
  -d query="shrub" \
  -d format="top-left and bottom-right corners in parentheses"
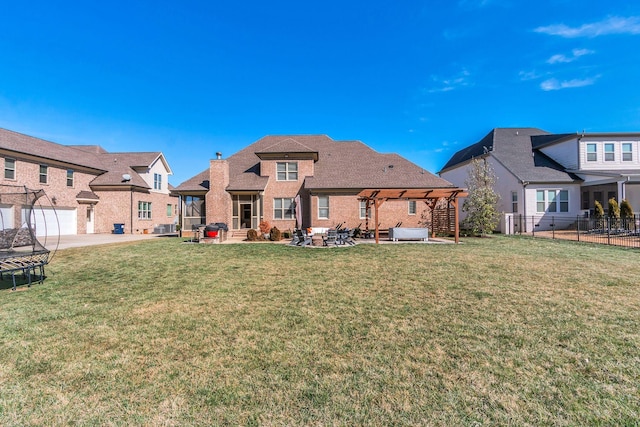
top-left (246, 229), bottom-right (258, 241)
top-left (620, 199), bottom-right (633, 219)
top-left (608, 198), bottom-right (621, 228)
top-left (620, 199), bottom-right (634, 230)
top-left (594, 200), bottom-right (605, 228)
top-left (269, 226), bottom-right (282, 241)
top-left (594, 200), bottom-right (604, 218)
top-left (608, 198), bottom-right (620, 218)
top-left (259, 221), bottom-right (271, 235)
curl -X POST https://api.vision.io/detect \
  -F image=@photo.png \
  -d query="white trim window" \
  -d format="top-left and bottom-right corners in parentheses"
top-left (511, 191), bottom-right (518, 213)
top-left (359, 200), bottom-right (371, 219)
top-left (604, 143), bottom-right (615, 161)
top-left (138, 201), bottom-right (152, 219)
top-left (318, 196), bottom-right (329, 219)
top-left (586, 143), bottom-right (597, 162)
top-left (39, 165), bottom-right (48, 184)
top-left (154, 173), bottom-right (162, 190)
top-left (408, 200), bottom-right (417, 215)
top-left (67, 170), bottom-right (74, 187)
top-left (276, 162), bottom-right (298, 181)
top-left (274, 198), bottom-right (294, 220)
top-left (622, 143), bottom-right (633, 161)
top-left (4, 158), bottom-right (15, 180)
top-left (537, 190), bottom-right (568, 213)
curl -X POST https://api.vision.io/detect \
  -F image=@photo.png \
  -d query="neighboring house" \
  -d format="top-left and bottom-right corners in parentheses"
top-left (439, 127), bottom-right (640, 232)
top-left (0, 128), bottom-right (177, 236)
top-left (173, 135), bottom-right (461, 236)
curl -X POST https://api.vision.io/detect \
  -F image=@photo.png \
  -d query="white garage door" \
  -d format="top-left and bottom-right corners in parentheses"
top-left (23, 207), bottom-right (77, 236)
top-left (0, 205), bottom-right (14, 230)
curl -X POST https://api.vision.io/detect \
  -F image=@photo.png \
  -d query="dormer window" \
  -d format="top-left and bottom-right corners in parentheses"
top-left (276, 162), bottom-right (298, 181)
top-left (154, 173), bottom-right (162, 190)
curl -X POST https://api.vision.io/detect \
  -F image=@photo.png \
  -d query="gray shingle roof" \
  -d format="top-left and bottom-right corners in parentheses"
top-left (441, 128), bottom-right (582, 184)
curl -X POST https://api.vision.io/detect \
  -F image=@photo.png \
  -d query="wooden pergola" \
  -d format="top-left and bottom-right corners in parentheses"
top-left (357, 187), bottom-right (468, 244)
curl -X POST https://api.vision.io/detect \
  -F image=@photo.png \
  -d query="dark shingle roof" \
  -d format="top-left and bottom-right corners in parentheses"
top-left (174, 169), bottom-right (210, 192)
top-left (441, 128), bottom-right (581, 184)
top-left (219, 135), bottom-right (455, 191)
top-left (0, 128), bottom-right (171, 188)
top-left (76, 190), bottom-right (100, 200)
top-left (0, 128), bottom-right (106, 171)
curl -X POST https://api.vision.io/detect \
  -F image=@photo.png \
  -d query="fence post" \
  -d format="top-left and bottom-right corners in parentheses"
top-left (607, 217), bottom-right (611, 246)
top-left (532, 216), bottom-right (535, 237)
top-left (576, 215), bottom-right (580, 242)
top-left (552, 216), bottom-right (555, 239)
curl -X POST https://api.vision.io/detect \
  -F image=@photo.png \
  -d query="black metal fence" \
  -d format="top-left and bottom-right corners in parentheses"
top-left (504, 214), bottom-right (640, 248)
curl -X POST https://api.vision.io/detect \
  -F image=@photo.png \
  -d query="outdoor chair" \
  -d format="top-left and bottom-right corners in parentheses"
top-left (323, 229), bottom-right (338, 246)
top-left (336, 228), bottom-right (355, 245)
top-left (292, 229), bottom-right (312, 246)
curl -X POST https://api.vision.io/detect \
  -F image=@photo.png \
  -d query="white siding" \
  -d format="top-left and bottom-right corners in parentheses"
top-left (578, 138), bottom-right (640, 171)
top-left (538, 137), bottom-right (579, 170)
top-left (440, 156), bottom-right (522, 225)
top-left (489, 157), bottom-right (521, 214)
top-left (139, 156), bottom-right (172, 194)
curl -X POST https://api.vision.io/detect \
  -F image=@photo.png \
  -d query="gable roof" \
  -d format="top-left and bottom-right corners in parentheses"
top-left (174, 169), bottom-right (210, 192)
top-left (0, 128), bottom-right (106, 172)
top-left (255, 138), bottom-right (319, 160)
top-left (201, 134), bottom-right (455, 192)
top-left (0, 128), bottom-right (172, 188)
top-left (441, 128), bottom-right (581, 184)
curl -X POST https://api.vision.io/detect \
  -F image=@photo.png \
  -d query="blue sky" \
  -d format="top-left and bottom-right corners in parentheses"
top-left (1, 1), bottom-right (640, 185)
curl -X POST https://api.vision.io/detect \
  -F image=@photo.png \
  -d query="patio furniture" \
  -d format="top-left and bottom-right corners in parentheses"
top-left (323, 229), bottom-right (338, 246)
top-left (291, 229), bottom-right (312, 246)
top-left (337, 228), bottom-right (356, 245)
top-left (389, 227), bottom-right (429, 242)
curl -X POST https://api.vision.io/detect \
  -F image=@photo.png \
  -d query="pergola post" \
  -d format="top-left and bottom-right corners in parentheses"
top-left (374, 198), bottom-right (386, 244)
top-left (452, 196), bottom-right (460, 244)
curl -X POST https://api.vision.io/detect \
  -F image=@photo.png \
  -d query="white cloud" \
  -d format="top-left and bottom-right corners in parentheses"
top-left (519, 70), bottom-right (543, 81)
top-left (540, 76), bottom-right (599, 91)
top-left (427, 69), bottom-right (472, 93)
top-left (547, 48), bottom-right (595, 64)
top-left (458, 0), bottom-right (491, 8)
top-left (535, 16), bottom-right (640, 38)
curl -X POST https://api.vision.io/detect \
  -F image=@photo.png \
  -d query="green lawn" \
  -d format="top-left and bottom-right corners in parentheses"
top-left (1, 237), bottom-right (639, 426)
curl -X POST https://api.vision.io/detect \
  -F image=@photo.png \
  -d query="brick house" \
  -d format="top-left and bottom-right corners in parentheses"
top-left (0, 128), bottom-right (177, 236)
top-left (174, 135), bottom-right (462, 237)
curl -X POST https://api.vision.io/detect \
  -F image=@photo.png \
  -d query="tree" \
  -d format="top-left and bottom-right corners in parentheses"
top-left (620, 199), bottom-right (633, 229)
top-left (608, 198), bottom-right (620, 228)
top-left (462, 158), bottom-right (500, 236)
top-left (594, 200), bottom-right (605, 228)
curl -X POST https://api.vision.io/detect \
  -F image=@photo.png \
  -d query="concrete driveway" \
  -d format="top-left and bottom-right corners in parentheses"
top-left (44, 233), bottom-right (178, 250)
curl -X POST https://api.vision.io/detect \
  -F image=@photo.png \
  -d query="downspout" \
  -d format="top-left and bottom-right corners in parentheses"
top-left (522, 181), bottom-right (529, 233)
top-left (130, 189), bottom-right (133, 234)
